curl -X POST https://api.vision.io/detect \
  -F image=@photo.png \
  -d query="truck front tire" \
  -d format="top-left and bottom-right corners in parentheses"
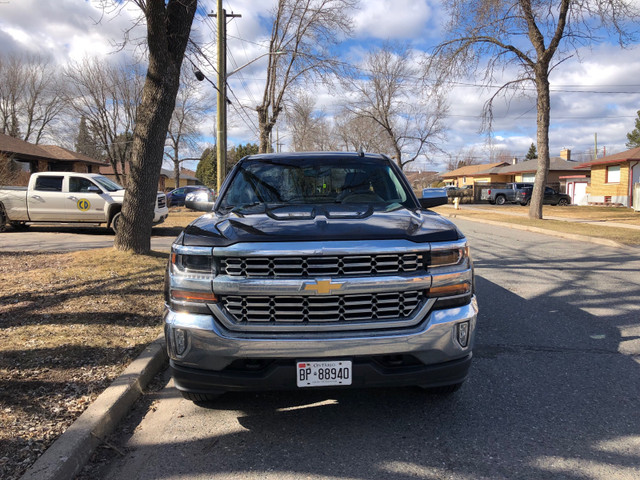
top-left (181, 391), bottom-right (224, 403)
top-left (0, 206), bottom-right (6, 232)
top-left (111, 212), bottom-right (122, 233)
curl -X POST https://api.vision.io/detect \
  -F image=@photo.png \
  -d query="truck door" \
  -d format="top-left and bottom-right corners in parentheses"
top-left (27, 175), bottom-right (69, 221)
top-left (66, 176), bottom-right (108, 222)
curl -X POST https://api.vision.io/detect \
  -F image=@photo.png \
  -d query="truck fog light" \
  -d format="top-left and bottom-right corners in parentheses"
top-left (174, 328), bottom-right (188, 356)
top-left (457, 321), bottom-right (470, 348)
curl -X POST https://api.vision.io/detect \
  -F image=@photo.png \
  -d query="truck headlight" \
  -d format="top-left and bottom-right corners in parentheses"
top-left (169, 246), bottom-right (217, 313)
top-left (428, 245), bottom-right (468, 267)
top-left (428, 241), bottom-right (473, 309)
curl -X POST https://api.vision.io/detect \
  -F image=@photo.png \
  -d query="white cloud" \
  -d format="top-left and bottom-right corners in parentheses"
top-left (353, 0), bottom-right (434, 40)
top-left (1, 0), bottom-right (639, 168)
top-left (0, 0), bottom-right (142, 64)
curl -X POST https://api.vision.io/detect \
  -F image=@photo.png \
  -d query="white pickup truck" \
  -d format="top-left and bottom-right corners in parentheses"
top-left (0, 172), bottom-right (169, 232)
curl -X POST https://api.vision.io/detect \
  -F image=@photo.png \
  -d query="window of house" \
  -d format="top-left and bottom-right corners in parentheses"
top-left (606, 165), bottom-right (621, 183)
top-left (522, 173), bottom-right (536, 183)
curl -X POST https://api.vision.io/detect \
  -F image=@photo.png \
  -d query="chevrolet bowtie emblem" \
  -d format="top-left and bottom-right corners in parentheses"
top-left (304, 280), bottom-right (344, 295)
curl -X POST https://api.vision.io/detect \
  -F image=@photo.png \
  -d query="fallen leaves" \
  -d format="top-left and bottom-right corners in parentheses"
top-left (0, 249), bottom-right (167, 479)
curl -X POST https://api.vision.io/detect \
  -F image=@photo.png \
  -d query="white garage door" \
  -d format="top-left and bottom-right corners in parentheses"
top-left (573, 182), bottom-right (588, 205)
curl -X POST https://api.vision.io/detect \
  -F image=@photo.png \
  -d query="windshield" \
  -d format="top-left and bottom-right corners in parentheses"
top-left (218, 157), bottom-right (412, 213)
top-left (93, 175), bottom-right (124, 192)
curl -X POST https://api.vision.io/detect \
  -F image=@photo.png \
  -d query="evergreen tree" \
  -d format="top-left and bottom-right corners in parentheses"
top-left (525, 143), bottom-right (538, 160)
top-left (195, 144), bottom-right (259, 190)
top-left (626, 110), bottom-right (640, 149)
top-left (196, 147), bottom-right (216, 188)
top-left (228, 143), bottom-right (259, 168)
top-left (75, 116), bottom-right (104, 159)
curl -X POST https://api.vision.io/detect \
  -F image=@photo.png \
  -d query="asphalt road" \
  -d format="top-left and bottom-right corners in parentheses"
top-left (0, 225), bottom-right (179, 252)
top-left (83, 218), bottom-right (640, 479)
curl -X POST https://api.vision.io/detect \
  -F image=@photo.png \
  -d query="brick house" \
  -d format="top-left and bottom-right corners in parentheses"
top-left (497, 149), bottom-right (588, 185)
top-left (496, 149), bottom-right (590, 203)
top-left (100, 164), bottom-right (201, 192)
top-left (0, 133), bottom-right (106, 185)
top-left (575, 146), bottom-right (640, 207)
top-left (162, 168), bottom-right (201, 191)
top-left (440, 162), bottom-right (511, 188)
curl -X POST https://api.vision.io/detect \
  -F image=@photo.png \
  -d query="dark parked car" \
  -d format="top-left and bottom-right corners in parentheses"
top-left (516, 186), bottom-right (571, 206)
top-left (166, 185), bottom-right (211, 207)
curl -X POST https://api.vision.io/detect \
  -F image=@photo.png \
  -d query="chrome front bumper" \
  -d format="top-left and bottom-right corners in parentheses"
top-left (165, 296), bottom-right (478, 372)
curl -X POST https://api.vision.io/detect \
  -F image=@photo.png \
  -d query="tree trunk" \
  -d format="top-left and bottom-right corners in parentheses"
top-left (394, 145), bottom-right (403, 169)
top-left (173, 144), bottom-right (180, 189)
top-left (114, 73), bottom-right (179, 253)
top-left (257, 106), bottom-right (272, 153)
top-left (114, 0), bottom-right (196, 254)
top-left (529, 72), bottom-right (551, 220)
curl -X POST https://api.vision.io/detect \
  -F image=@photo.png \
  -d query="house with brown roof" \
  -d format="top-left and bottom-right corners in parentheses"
top-left (495, 149), bottom-right (590, 204)
top-left (497, 150), bottom-right (589, 184)
top-left (0, 133), bottom-right (106, 185)
top-left (575, 146), bottom-right (640, 208)
top-left (100, 163), bottom-right (202, 191)
top-left (162, 168), bottom-right (201, 190)
top-left (440, 162), bottom-right (511, 188)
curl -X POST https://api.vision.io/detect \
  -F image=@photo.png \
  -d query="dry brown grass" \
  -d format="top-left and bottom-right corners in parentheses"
top-left (0, 249), bottom-right (168, 479)
top-left (470, 204), bottom-right (640, 224)
top-left (155, 207), bottom-right (203, 229)
top-left (433, 205), bottom-right (640, 245)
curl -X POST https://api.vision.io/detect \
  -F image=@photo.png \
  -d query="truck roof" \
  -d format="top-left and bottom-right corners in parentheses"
top-left (240, 151), bottom-right (392, 163)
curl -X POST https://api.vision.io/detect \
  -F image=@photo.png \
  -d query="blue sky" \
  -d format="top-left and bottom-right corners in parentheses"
top-left (1, 0), bottom-right (640, 172)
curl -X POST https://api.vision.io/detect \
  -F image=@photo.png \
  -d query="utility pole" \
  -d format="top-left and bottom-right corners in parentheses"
top-left (209, 2), bottom-right (240, 193)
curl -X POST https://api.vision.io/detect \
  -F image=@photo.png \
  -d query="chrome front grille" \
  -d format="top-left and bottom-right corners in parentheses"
top-left (221, 253), bottom-right (424, 277)
top-left (222, 291), bottom-right (421, 324)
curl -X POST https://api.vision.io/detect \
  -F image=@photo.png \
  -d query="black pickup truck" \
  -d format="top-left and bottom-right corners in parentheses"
top-left (480, 182), bottom-right (533, 205)
top-left (516, 186), bottom-right (571, 206)
top-left (164, 152), bottom-right (478, 401)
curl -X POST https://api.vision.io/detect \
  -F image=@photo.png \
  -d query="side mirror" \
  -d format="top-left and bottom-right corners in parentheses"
top-left (185, 190), bottom-right (215, 211)
top-left (419, 188), bottom-right (448, 209)
top-left (87, 185), bottom-right (102, 193)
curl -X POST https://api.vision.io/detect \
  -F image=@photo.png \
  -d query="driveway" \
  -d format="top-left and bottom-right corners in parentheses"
top-left (81, 217), bottom-right (640, 480)
top-left (0, 226), bottom-right (179, 252)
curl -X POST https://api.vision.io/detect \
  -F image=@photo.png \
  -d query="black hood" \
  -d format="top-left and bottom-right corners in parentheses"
top-left (178, 206), bottom-right (462, 247)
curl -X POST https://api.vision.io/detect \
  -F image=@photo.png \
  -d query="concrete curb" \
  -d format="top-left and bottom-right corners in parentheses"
top-left (446, 214), bottom-right (633, 249)
top-left (20, 335), bottom-right (168, 480)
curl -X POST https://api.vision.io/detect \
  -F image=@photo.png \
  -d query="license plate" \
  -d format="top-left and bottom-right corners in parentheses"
top-left (296, 360), bottom-right (352, 387)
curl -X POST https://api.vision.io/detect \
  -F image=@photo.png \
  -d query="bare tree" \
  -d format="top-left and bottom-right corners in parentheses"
top-left (432, 0), bottom-right (640, 219)
top-left (0, 155), bottom-right (23, 186)
top-left (444, 147), bottom-right (481, 172)
top-left (286, 92), bottom-right (336, 151)
top-left (114, 0), bottom-right (197, 254)
top-left (345, 43), bottom-right (449, 170)
top-left (256, 0), bottom-right (357, 153)
top-left (65, 58), bottom-right (144, 185)
top-left (0, 55), bottom-right (22, 138)
top-left (0, 53), bottom-right (67, 144)
top-left (333, 109), bottom-right (395, 154)
top-left (165, 69), bottom-right (209, 188)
